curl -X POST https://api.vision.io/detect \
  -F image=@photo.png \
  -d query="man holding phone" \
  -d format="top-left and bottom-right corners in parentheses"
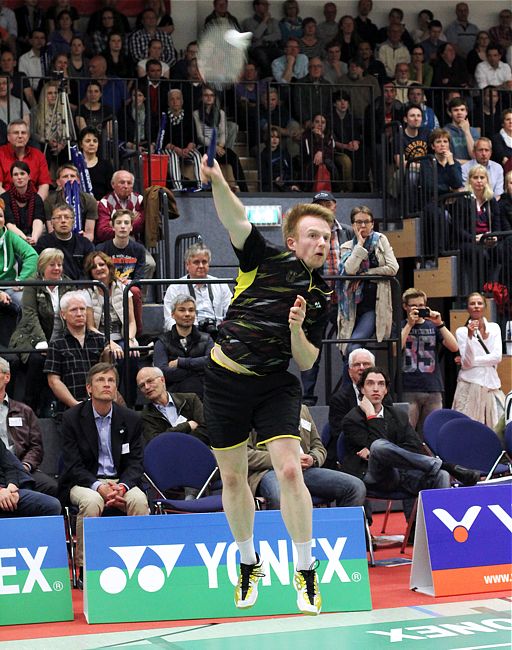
top-left (401, 288), bottom-right (459, 433)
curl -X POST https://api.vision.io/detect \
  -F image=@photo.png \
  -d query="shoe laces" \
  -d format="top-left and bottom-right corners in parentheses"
top-left (297, 559), bottom-right (320, 602)
top-left (239, 556), bottom-right (265, 597)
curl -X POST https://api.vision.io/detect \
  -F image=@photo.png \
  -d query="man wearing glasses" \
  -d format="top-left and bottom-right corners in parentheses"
top-left (163, 242), bottom-right (232, 335)
top-left (136, 366), bottom-right (208, 445)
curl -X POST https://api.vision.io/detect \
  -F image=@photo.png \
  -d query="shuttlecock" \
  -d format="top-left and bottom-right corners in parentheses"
top-left (224, 30), bottom-right (252, 50)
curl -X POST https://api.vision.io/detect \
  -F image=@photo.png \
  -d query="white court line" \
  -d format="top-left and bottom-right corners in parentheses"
top-left (452, 645), bottom-right (512, 650)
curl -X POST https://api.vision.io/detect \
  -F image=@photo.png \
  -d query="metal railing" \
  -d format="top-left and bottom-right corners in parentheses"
top-left (0, 278), bottom-right (110, 351)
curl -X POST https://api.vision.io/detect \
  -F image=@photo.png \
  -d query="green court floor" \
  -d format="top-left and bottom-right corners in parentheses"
top-left (3, 598), bottom-right (511, 650)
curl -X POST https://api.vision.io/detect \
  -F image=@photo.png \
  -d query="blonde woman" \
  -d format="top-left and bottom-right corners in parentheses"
top-left (452, 292), bottom-right (505, 427)
top-left (33, 81), bottom-right (69, 173)
top-left (9, 248), bottom-right (73, 414)
top-left (465, 164), bottom-right (500, 240)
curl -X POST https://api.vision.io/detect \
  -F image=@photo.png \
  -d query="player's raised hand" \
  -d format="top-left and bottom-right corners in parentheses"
top-left (200, 154), bottom-right (224, 185)
top-left (289, 295), bottom-right (306, 334)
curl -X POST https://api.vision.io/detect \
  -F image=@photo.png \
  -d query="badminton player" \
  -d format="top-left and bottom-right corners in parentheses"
top-left (200, 156), bottom-right (333, 615)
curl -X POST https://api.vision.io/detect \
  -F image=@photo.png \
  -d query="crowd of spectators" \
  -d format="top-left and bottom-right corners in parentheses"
top-left (0, 0), bottom-right (509, 195)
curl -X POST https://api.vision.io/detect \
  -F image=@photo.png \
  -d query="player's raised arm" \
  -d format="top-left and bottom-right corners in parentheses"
top-left (200, 155), bottom-right (251, 250)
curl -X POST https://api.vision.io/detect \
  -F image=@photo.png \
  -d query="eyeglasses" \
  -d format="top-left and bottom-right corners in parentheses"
top-left (353, 220), bottom-right (373, 226)
top-left (351, 361), bottom-right (372, 368)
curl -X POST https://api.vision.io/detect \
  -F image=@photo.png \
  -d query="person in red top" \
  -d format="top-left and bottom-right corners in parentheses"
top-left (96, 169), bottom-right (155, 279)
top-left (0, 120), bottom-right (52, 200)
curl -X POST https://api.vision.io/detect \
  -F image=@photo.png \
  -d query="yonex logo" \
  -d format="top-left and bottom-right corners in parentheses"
top-left (0, 547), bottom-right (51, 595)
top-left (99, 545), bottom-right (184, 594)
top-left (433, 505), bottom-right (512, 543)
top-left (99, 537), bottom-right (353, 594)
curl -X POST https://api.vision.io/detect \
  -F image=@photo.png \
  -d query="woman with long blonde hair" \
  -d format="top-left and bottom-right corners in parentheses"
top-left (33, 81), bottom-right (70, 174)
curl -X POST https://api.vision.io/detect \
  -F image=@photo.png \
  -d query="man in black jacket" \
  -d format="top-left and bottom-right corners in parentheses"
top-left (327, 348), bottom-right (382, 469)
top-left (136, 366), bottom-right (209, 445)
top-left (342, 366), bottom-right (480, 519)
top-left (0, 410), bottom-right (60, 518)
top-left (154, 294), bottom-right (214, 399)
top-left (59, 363), bottom-right (148, 573)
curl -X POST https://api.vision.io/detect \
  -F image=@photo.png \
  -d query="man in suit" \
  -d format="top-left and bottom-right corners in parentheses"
top-left (0, 356), bottom-right (58, 496)
top-left (136, 366), bottom-right (209, 445)
top-left (342, 366), bottom-right (480, 521)
top-left (59, 362), bottom-right (149, 581)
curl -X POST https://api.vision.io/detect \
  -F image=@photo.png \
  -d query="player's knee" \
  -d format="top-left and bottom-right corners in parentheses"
top-left (220, 468), bottom-right (247, 491)
top-left (276, 459), bottom-right (302, 486)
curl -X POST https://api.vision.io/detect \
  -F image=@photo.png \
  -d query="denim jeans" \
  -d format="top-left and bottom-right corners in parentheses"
top-left (364, 438), bottom-right (451, 495)
top-left (346, 310), bottom-right (376, 356)
top-left (258, 467), bottom-right (367, 510)
top-left (0, 489), bottom-right (61, 517)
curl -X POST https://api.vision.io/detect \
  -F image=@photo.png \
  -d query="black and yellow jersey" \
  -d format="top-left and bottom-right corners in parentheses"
top-left (215, 225), bottom-right (332, 375)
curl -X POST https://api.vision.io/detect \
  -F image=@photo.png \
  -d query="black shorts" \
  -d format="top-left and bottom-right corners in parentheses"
top-left (203, 360), bottom-right (302, 450)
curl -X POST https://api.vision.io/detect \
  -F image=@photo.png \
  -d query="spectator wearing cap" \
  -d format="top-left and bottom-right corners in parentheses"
top-left (338, 56), bottom-right (380, 120)
top-left (301, 191), bottom-right (352, 406)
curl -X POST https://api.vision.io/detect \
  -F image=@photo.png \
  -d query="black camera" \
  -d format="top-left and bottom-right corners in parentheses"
top-left (417, 308), bottom-right (430, 318)
top-left (198, 318), bottom-right (218, 338)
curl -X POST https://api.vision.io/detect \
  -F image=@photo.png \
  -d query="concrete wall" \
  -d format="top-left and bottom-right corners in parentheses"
top-left (171, 193), bottom-right (381, 277)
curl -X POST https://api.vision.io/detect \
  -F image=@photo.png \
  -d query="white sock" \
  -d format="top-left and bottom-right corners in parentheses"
top-left (295, 540), bottom-right (313, 571)
top-left (237, 536), bottom-right (257, 565)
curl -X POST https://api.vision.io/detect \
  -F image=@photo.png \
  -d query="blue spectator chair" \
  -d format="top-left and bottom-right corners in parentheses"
top-left (423, 409), bottom-right (471, 456)
top-left (505, 422), bottom-right (512, 458)
top-left (143, 432), bottom-right (223, 513)
top-left (320, 422), bottom-right (331, 448)
top-left (437, 420), bottom-right (511, 481)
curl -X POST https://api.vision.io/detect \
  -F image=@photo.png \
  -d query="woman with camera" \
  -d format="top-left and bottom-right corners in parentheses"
top-left (452, 292), bottom-right (505, 427)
